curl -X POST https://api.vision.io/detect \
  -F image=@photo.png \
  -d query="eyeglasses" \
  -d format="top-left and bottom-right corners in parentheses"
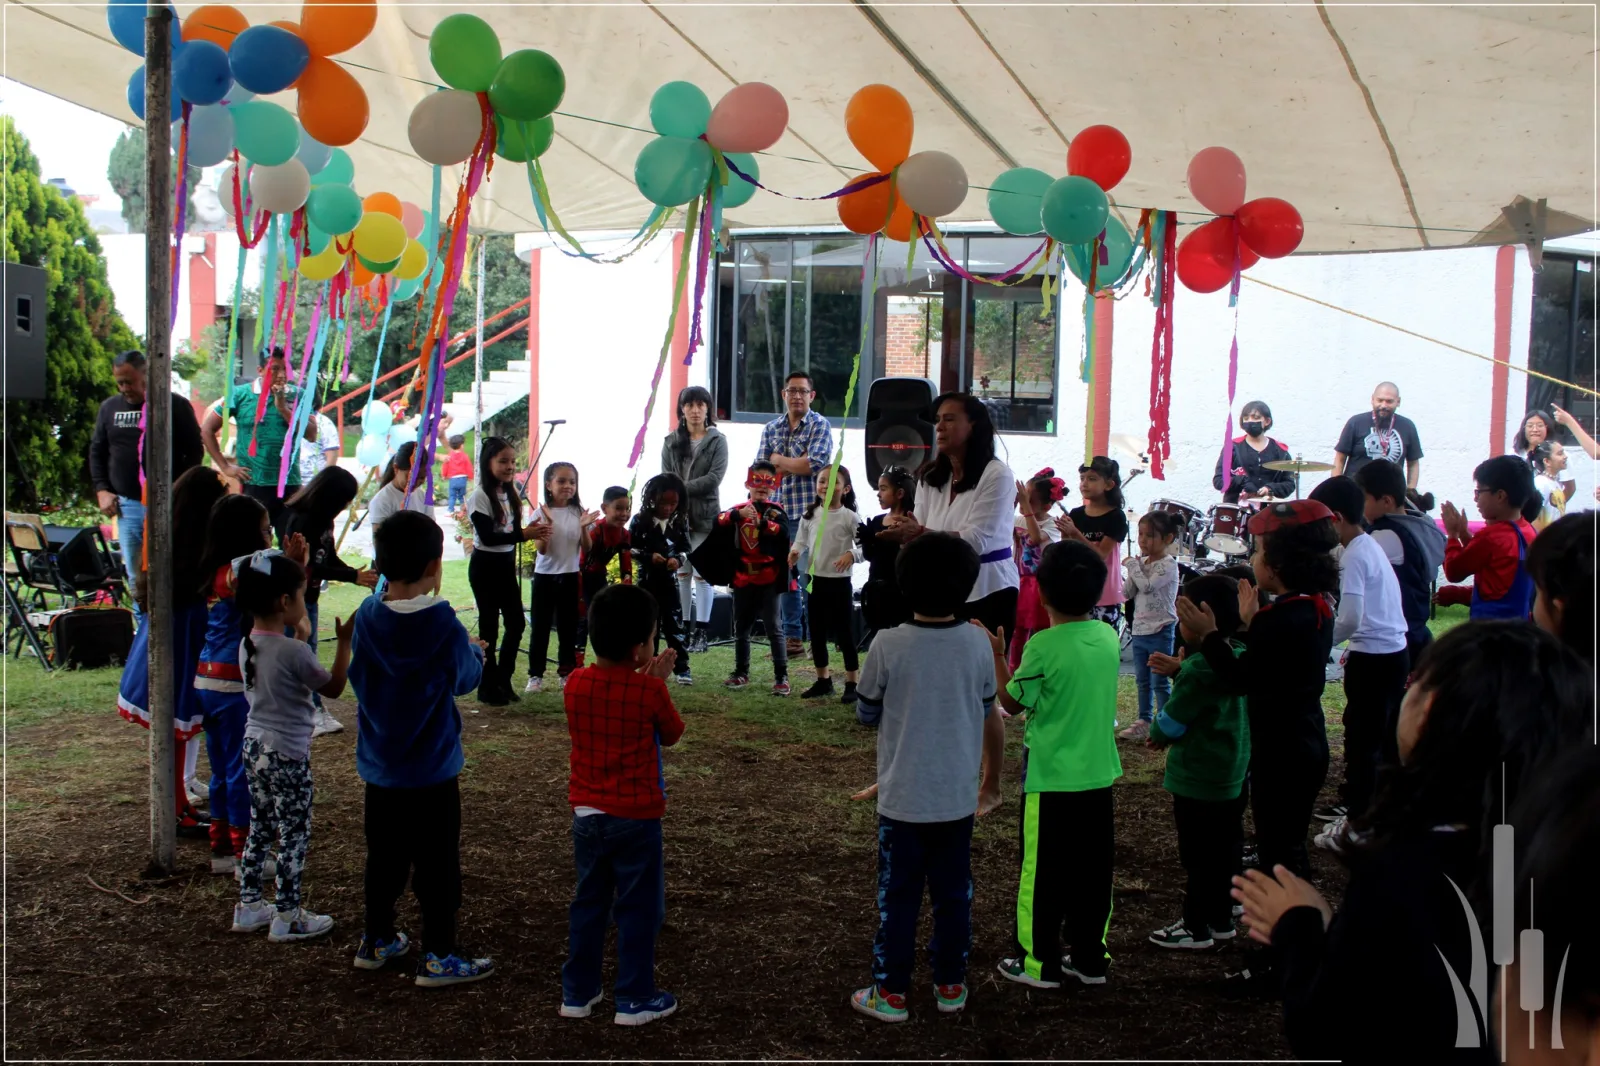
top-left (782, 388), bottom-right (812, 397)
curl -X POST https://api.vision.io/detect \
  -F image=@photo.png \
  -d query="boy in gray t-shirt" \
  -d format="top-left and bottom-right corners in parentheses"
top-left (848, 532), bottom-right (1005, 1023)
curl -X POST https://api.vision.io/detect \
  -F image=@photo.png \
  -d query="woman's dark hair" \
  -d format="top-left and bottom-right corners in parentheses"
top-left (1350, 622), bottom-right (1595, 865)
top-left (1473, 454), bottom-right (1538, 522)
top-left (197, 494), bottom-right (271, 596)
top-left (670, 385), bottom-right (717, 454)
top-left (639, 472), bottom-right (686, 520)
top-left (1078, 455), bottom-right (1124, 511)
top-left (141, 467), bottom-right (228, 611)
top-left (1182, 574), bottom-right (1241, 637)
top-left (113, 349), bottom-right (147, 370)
top-left (1512, 408), bottom-right (1557, 455)
top-left (1529, 439), bottom-right (1560, 474)
top-left (1259, 518), bottom-right (1340, 595)
top-left (1527, 511), bottom-right (1594, 661)
top-left (804, 465), bottom-right (857, 520)
top-left (877, 465), bottom-right (916, 513)
top-left (1035, 539), bottom-right (1107, 617)
top-left (919, 393), bottom-right (997, 494)
top-left (1139, 510), bottom-right (1181, 541)
top-left (381, 441), bottom-right (417, 488)
top-left (283, 466), bottom-right (359, 526)
top-left (478, 436), bottom-right (521, 530)
top-left (1405, 488), bottom-right (1436, 513)
top-left (235, 553), bottom-right (308, 689)
top-left (1354, 457), bottom-right (1408, 508)
top-left (543, 460), bottom-right (581, 510)
top-left (1239, 400), bottom-right (1273, 427)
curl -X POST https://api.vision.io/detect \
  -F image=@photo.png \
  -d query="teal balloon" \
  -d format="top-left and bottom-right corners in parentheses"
top-left (429, 258), bottom-right (446, 286)
top-left (429, 13), bottom-right (502, 92)
top-left (361, 401), bottom-right (393, 435)
top-left (494, 114), bottom-right (554, 163)
top-left (634, 136), bottom-right (713, 208)
top-left (1040, 175), bottom-right (1109, 246)
top-left (1066, 218), bottom-right (1135, 290)
top-left (649, 81), bottom-right (711, 139)
top-left (355, 434), bottom-right (389, 468)
top-left (310, 147), bottom-right (354, 187)
top-left (230, 100), bottom-right (300, 166)
top-left (305, 183), bottom-right (362, 235)
top-left (387, 425), bottom-right (416, 450)
top-left (987, 167), bottom-right (1054, 236)
top-left (488, 49), bottom-right (565, 121)
top-left (305, 225), bottom-right (331, 255)
top-left (720, 152), bottom-right (758, 209)
top-left (394, 276), bottom-right (423, 301)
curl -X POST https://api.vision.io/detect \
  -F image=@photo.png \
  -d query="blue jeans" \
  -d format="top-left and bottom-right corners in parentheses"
top-left (197, 689), bottom-right (251, 830)
top-left (306, 599), bottom-right (322, 709)
top-left (562, 813), bottom-right (665, 1006)
top-left (1131, 623), bottom-right (1177, 722)
top-left (447, 476), bottom-right (468, 511)
top-left (873, 814), bottom-right (974, 994)
top-left (117, 496), bottom-right (144, 625)
top-left (781, 517), bottom-right (808, 642)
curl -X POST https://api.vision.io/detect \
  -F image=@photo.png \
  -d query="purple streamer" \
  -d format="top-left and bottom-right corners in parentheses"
top-left (684, 188), bottom-right (715, 364)
top-left (169, 104), bottom-right (192, 328)
top-left (722, 156), bottom-right (890, 202)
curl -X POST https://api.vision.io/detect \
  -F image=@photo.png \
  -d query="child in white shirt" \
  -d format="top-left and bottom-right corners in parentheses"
top-left (791, 466), bottom-right (865, 702)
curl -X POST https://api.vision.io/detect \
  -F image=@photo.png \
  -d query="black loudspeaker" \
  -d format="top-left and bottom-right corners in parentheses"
top-left (864, 377), bottom-right (936, 486)
top-left (4, 262), bottom-right (49, 400)
top-left (44, 525), bottom-right (117, 591)
top-left (709, 589), bottom-right (734, 641)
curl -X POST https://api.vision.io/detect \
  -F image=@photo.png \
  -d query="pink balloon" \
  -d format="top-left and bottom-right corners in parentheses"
top-left (1187, 146), bottom-right (1248, 216)
top-left (399, 201), bottom-right (424, 240)
top-left (705, 82), bottom-right (789, 153)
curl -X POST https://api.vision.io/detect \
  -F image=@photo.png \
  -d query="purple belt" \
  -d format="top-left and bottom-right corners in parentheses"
top-left (979, 547), bottom-right (1011, 564)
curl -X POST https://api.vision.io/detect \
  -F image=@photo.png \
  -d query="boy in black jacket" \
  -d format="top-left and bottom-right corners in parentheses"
top-left (628, 474), bottom-right (692, 685)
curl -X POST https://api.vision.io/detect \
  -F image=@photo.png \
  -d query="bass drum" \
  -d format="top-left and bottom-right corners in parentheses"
top-left (1204, 503), bottom-right (1252, 557)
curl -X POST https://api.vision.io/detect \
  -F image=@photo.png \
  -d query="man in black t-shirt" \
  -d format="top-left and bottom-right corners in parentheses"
top-left (1331, 381), bottom-right (1422, 488)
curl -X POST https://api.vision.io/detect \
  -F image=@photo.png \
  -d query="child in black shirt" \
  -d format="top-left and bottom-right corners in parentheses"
top-left (1057, 456), bottom-right (1129, 628)
top-left (858, 465), bottom-right (915, 641)
top-left (629, 474), bottom-right (692, 685)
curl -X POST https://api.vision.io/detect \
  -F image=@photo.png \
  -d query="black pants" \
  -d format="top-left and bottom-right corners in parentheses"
top-left (1340, 649), bottom-right (1410, 819)
top-left (806, 575), bottom-right (858, 672)
top-left (642, 577), bottom-right (689, 677)
top-left (1014, 784), bottom-right (1115, 981)
top-left (574, 571), bottom-right (607, 663)
top-left (245, 483), bottom-right (289, 530)
top-left (961, 586), bottom-right (1019, 656)
top-left (733, 583), bottom-right (786, 680)
top-left (364, 777), bottom-right (462, 957)
top-left (468, 549), bottom-right (524, 692)
top-left (1174, 792), bottom-right (1247, 933)
top-left (529, 572), bottom-right (580, 679)
top-left (1249, 746), bottom-right (1328, 880)
top-left (873, 815), bottom-right (974, 994)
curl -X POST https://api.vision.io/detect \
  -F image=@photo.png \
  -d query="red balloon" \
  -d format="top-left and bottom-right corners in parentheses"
top-left (1237, 197), bottom-right (1304, 258)
top-left (1066, 125), bottom-right (1131, 192)
top-left (1176, 217), bottom-right (1253, 294)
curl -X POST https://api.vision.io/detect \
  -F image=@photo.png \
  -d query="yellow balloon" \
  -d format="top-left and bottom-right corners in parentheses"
top-left (352, 211), bottom-right (406, 263)
top-left (298, 244), bottom-right (346, 281)
top-left (394, 239), bottom-right (428, 280)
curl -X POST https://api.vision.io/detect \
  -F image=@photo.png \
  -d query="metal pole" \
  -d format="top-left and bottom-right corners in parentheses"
top-left (474, 237), bottom-right (485, 441)
top-left (143, 0), bottom-right (177, 875)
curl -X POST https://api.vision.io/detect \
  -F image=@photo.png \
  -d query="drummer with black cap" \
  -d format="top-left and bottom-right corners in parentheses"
top-left (1213, 400), bottom-right (1297, 504)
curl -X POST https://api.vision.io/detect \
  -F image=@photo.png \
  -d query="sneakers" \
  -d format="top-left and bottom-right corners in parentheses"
top-left (771, 680), bottom-right (791, 698)
top-left (1149, 920), bottom-right (1215, 950)
top-left (785, 638), bottom-right (805, 657)
top-left (176, 803), bottom-right (211, 839)
top-left (1221, 961), bottom-right (1277, 1001)
top-left (800, 678), bottom-right (835, 699)
top-left (1212, 923), bottom-right (1238, 941)
top-left (525, 677), bottom-right (543, 694)
top-left (614, 990), bottom-right (677, 1026)
top-left (1314, 814), bottom-right (1355, 856)
top-left (687, 628), bottom-right (709, 654)
top-left (723, 674), bottom-right (749, 691)
top-left (559, 991), bottom-right (603, 1019)
top-left (558, 675), bottom-right (569, 692)
top-left (268, 907), bottom-right (335, 943)
top-left (840, 681), bottom-right (858, 704)
top-left (1241, 842), bottom-right (1261, 870)
top-left (1060, 954), bottom-right (1108, 986)
top-left (185, 777), bottom-right (210, 805)
top-left (674, 672), bottom-right (694, 686)
top-left (231, 899), bottom-right (273, 933)
top-left (414, 951), bottom-right (496, 988)
top-left (234, 855), bottom-right (278, 883)
top-left (934, 983), bottom-right (967, 1014)
top-left (353, 930), bottom-right (411, 970)
top-left (311, 708), bottom-right (344, 737)
top-left (1314, 803), bottom-right (1349, 823)
top-left (996, 956), bottom-right (1061, 989)
top-left (849, 985), bottom-right (908, 1023)
top-left (1233, 903), bottom-right (1245, 918)
top-left (1117, 719), bottom-right (1151, 741)
top-left (210, 853), bottom-right (237, 875)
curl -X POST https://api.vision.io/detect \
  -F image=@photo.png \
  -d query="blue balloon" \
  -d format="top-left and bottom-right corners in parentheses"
top-left (296, 133), bottom-right (333, 176)
top-left (354, 434), bottom-right (389, 469)
top-left (107, 1), bottom-right (176, 57)
top-left (174, 39), bottom-right (231, 106)
top-left (127, 64), bottom-right (180, 122)
top-left (361, 401), bottom-right (394, 436)
top-left (228, 25), bottom-right (310, 95)
top-left (387, 425), bottom-right (416, 450)
top-left (180, 105), bottom-right (234, 167)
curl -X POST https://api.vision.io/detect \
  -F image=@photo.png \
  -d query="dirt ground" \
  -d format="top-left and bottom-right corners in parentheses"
top-left (4, 652), bottom-right (1349, 1061)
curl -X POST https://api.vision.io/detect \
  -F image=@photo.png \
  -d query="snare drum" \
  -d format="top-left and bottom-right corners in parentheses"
top-left (1204, 503), bottom-right (1252, 556)
top-left (1151, 498), bottom-right (1203, 532)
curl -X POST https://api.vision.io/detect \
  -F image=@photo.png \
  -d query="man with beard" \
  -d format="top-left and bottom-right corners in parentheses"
top-left (1331, 382), bottom-right (1422, 488)
top-left (1212, 400), bottom-right (1297, 503)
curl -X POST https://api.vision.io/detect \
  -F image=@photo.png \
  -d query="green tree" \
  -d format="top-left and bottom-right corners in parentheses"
top-left (107, 127), bottom-right (199, 233)
top-left (3, 118), bottom-right (138, 511)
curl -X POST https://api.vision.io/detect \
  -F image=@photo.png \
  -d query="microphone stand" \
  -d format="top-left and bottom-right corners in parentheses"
top-left (517, 420), bottom-right (564, 504)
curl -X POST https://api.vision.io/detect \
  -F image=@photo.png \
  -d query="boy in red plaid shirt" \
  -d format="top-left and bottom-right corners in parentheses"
top-left (560, 583), bottom-right (684, 1027)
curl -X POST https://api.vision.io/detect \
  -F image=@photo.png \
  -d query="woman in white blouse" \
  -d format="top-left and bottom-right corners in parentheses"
top-left (877, 393), bottom-right (1020, 648)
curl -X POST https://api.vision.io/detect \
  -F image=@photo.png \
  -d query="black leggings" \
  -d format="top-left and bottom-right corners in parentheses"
top-left (807, 575), bottom-right (858, 672)
top-left (960, 586), bottom-right (1019, 655)
top-left (468, 549), bottom-right (524, 690)
top-left (529, 572), bottom-right (581, 679)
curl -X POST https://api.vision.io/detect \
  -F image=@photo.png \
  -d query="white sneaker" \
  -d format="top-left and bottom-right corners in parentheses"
top-left (234, 855), bottom-right (278, 883)
top-left (231, 899), bottom-right (273, 933)
top-left (525, 677), bottom-right (542, 694)
top-left (1314, 815), bottom-right (1352, 855)
top-left (268, 907), bottom-right (335, 942)
top-left (210, 854), bottom-right (237, 875)
top-left (675, 673), bottom-right (694, 686)
top-left (185, 778), bottom-right (210, 805)
top-left (558, 675), bottom-right (568, 692)
top-left (311, 708), bottom-right (344, 737)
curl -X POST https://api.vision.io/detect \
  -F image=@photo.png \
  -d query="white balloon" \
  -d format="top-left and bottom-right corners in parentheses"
top-left (896, 150), bottom-right (969, 218)
top-left (217, 162), bottom-right (248, 216)
top-left (181, 105), bottom-right (235, 168)
top-left (249, 159), bottom-right (311, 214)
top-left (407, 90), bottom-right (486, 166)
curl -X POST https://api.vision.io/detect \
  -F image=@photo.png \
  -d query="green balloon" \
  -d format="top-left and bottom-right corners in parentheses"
top-left (1040, 175), bottom-right (1109, 246)
top-left (429, 14), bottom-right (502, 92)
top-left (1066, 218), bottom-right (1135, 290)
top-left (358, 252), bottom-right (402, 274)
top-left (649, 81), bottom-right (711, 139)
top-left (987, 167), bottom-right (1054, 236)
top-left (634, 136), bottom-right (713, 208)
top-left (305, 183), bottom-right (362, 236)
top-left (231, 101), bottom-right (300, 167)
top-left (721, 152), bottom-right (758, 209)
top-left (311, 148), bottom-right (354, 187)
top-left (306, 224), bottom-right (331, 255)
top-left (488, 49), bottom-right (565, 121)
top-left (494, 114), bottom-right (555, 163)
top-left (394, 275), bottom-right (423, 301)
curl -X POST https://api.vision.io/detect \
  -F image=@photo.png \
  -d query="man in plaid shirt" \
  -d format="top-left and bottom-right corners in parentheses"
top-left (560, 583), bottom-right (684, 1027)
top-left (755, 370), bottom-right (835, 653)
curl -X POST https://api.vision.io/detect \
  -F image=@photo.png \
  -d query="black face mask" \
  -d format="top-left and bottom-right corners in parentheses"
top-left (1242, 421), bottom-right (1266, 438)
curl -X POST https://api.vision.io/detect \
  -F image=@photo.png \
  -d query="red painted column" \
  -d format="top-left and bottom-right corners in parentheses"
top-left (527, 248), bottom-right (542, 454)
top-left (1489, 245), bottom-right (1515, 456)
top-left (188, 233), bottom-right (218, 346)
top-left (1091, 293), bottom-right (1114, 457)
top-left (667, 232), bottom-right (690, 413)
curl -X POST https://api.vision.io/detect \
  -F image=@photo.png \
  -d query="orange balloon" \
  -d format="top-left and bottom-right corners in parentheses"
top-left (269, 19), bottom-right (301, 33)
top-left (297, 57), bottom-right (369, 147)
top-left (363, 192), bottom-right (402, 219)
top-left (836, 172), bottom-right (913, 240)
top-left (299, 0), bottom-right (375, 56)
top-left (350, 260), bottom-right (375, 287)
top-left (884, 194), bottom-right (913, 243)
top-left (181, 4), bottom-right (248, 50)
top-left (845, 84), bottom-right (914, 172)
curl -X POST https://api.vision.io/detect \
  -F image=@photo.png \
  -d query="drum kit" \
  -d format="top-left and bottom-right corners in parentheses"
top-left (1150, 456), bottom-right (1334, 576)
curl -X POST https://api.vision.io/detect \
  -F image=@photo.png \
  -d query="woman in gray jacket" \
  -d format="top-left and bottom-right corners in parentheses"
top-left (661, 385), bottom-right (728, 651)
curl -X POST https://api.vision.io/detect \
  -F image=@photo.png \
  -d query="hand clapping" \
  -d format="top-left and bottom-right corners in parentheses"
top-left (1440, 501), bottom-right (1470, 541)
top-left (1174, 595), bottom-right (1217, 640)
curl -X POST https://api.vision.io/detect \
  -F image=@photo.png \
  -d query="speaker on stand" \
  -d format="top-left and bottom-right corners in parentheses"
top-left (864, 377), bottom-right (936, 485)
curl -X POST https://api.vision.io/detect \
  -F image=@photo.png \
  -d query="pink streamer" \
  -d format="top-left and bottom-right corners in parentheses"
top-left (684, 186), bottom-right (716, 364)
top-left (274, 289), bottom-right (324, 494)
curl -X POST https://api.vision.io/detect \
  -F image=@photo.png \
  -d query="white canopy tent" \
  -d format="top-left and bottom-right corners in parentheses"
top-left (5, 1), bottom-right (1594, 248)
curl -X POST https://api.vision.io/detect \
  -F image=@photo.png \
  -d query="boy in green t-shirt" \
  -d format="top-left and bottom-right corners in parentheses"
top-left (985, 539), bottom-right (1122, 988)
top-left (1146, 573), bottom-right (1251, 951)
top-left (201, 347), bottom-right (317, 528)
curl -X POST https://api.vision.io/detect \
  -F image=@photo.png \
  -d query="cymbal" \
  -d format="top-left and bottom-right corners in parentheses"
top-left (1263, 459), bottom-right (1335, 472)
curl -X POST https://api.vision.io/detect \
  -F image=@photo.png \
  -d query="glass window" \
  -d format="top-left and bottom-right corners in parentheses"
top-left (1528, 254), bottom-right (1596, 435)
top-left (731, 240), bottom-right (791, 419)
top-left (964, 237), bottom-right (1058, 434)
top-left (872, 236), bottom-right (961, 395)
top-left (789, 238), bottom-right (865, 420)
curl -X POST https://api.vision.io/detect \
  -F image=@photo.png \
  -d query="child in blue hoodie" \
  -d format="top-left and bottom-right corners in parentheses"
top-left (349, 510), bottom-right (493, 988)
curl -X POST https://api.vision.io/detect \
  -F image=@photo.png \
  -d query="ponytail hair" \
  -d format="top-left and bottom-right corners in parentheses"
top-left (233, 551), bottom-right (307, 690)
top-left (878, 464), bottom-right (917, 513)
top-left (1079, 455), bottom-right (1124, 510)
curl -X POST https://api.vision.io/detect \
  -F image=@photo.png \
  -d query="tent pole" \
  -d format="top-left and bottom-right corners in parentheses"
top-left (143, 0), bottom-right (177, 875)
top-left (474, 237), bottom-right (485, 441)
